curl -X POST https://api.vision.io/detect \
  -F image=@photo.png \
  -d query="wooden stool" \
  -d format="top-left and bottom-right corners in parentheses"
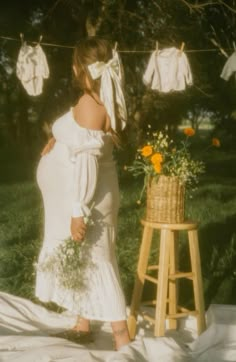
top-left (128, 220), bottom-right (206, 338)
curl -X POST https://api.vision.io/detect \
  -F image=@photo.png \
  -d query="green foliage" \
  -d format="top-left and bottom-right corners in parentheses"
top-left (0, 182), bottom-right (42, 299)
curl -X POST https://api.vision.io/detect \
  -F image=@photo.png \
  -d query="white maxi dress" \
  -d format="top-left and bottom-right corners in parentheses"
top-left (35, 109), bottom-right (127, 322)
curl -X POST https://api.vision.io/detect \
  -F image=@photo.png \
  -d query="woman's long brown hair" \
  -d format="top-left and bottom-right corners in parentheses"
top-left (73, 37), bottom-right (123, 146)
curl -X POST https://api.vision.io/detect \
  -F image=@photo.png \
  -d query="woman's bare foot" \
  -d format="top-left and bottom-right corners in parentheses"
top-left (111, 320), bottom-right (131, 350)
top-left (72, 317), bottom-right (90, 332)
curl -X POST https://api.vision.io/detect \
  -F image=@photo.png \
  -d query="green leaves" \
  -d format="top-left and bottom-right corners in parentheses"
top-left (36, 237), bottom-right (92, 292)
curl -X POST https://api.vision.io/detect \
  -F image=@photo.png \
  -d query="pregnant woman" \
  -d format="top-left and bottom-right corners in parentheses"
top-left (35, 37), bottom-right (130, 350)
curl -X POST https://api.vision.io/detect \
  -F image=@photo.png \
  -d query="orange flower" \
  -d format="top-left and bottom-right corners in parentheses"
top-left (153, 162), bottom-right (162, 174)
top-left (212, 138), bottom-right (220, 147)
top-left (184, 127), bottom-right (195, 137)
top-left (151, 152), bottom-right (163, 164)
top-left (141, 145), bottom-right (153, 157)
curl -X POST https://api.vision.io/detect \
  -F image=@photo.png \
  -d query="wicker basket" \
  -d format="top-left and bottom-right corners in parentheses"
top-left (146, 175), bottom-right (185, 223)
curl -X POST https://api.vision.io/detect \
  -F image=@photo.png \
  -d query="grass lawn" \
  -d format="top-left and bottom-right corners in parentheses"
top-left (0, 146), bottom-right (236, 313)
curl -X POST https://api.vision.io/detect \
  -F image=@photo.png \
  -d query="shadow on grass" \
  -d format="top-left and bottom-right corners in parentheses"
top-left (197, 180), bottom-right (236, 203)
top-left (199, 213), bottom-right (236, 307)
top-left (177, 213), bottom-right (236, 309)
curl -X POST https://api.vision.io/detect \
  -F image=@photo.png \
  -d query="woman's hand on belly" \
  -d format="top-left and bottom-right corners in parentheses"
top-left (71, 217), bottom-right (87, 242)
top-left (41, 137), bottom-right (56, 156)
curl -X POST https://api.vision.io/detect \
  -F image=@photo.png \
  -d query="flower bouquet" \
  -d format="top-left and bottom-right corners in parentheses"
top-left (35, 210), bottom-right (96, 292)
top-left (127, 127), bottom-right (220, 223)
top-left (36, 238), bottom-right (89, 292)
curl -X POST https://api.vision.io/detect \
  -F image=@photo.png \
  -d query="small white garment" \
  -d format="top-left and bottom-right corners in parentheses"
top-left (16, 42), bottom-right (49, 96)
top-left (143, 47), bottom-right (193, 92)
top-left (220, 51), bottom-right (236, 81)
top-left (88, 50), bottom-right (127, 132)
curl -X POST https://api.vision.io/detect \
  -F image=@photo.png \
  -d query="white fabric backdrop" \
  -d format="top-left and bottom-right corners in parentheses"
top-left (0, 292), bottom-right (236, 362)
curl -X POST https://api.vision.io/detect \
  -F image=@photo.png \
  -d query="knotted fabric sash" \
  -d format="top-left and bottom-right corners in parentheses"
top-left (88, 51), bottom-right (127, 131)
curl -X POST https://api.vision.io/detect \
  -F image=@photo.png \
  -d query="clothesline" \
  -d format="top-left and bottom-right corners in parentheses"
top-left (0, 36), bottom-right (73, 49)
top-left (3, 34), bottom-right (234, 99)
top-left (0, 35), bottom-right (235, 53)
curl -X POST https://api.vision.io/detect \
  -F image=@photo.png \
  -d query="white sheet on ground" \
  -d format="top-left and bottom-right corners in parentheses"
top-left (0, 292), bottom-right (236, 361)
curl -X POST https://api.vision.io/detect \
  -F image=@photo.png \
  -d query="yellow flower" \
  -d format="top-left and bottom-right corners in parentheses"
top-left (212, 138), bottom-right (220, 147)
top-left (151, 152), bottom-right (163, 164)
top-left (123, 165), bottom-right (128, 171)
top-left (141, 145), bottom-right (153, 157)
top-left (153, 162), bottom-right (162, 174)
top-left (184, 127), bottom-right (195, 137)
top-left (136, 200), bottom-right (141, 205)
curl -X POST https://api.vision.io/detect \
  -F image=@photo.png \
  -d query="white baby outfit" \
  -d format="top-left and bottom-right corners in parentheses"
top-left (220, 51), bottom-right (236, 81)
top-left (143, 47), bottom-right (193, 92)
top-left (35, 109), bottom-right (127, 321)
top-left (16, 43), bottom-right (49, 96)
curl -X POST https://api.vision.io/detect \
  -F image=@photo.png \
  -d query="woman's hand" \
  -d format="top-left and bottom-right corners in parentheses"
top-left (71, 217), bottom-right (87, 242)
top-left (41, 137), bottom-right (56, 156)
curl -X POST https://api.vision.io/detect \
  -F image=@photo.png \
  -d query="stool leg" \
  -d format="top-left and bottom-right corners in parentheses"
top-left (188, 229), bottom-right (206, 335)
top-left (168, 231), bottom-right (178, 330)
top-left (154, 229), bottom-right (171, 337)
top-left (128, 225), bottom-right (153, 340)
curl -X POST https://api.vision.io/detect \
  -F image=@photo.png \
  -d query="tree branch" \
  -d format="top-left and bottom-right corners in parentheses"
top-left (86, 0), bottom-right (109, 36)
top-left (209, 37), bottom-right (229, 58)
top-left (218, 0), bottom-right (236, 14)
top-left (178, 0), bottom-right (236, 13)
top-left (178, 0), bottom-right (219, 11)
top-left (42, 0), bottom-right (63, 22)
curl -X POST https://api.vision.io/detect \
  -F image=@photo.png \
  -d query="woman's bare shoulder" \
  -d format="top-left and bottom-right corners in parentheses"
top-left (73, 93), bottom-right (107, 131)
top-left (78, 93), bottom-right (103, 108)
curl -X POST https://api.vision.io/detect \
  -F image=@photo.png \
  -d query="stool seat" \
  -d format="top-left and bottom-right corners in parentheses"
top-left (140, 220), bottom-right (198, 230)
top-left (128, 219), bottom-right (206, 338)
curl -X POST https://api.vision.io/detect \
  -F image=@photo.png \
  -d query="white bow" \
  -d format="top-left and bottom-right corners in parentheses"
top-left (88, 51), bottom-right (127, 131)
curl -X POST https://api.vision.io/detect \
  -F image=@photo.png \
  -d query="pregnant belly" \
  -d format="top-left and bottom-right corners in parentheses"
top-left (36, 142), bottom-right (73, 195)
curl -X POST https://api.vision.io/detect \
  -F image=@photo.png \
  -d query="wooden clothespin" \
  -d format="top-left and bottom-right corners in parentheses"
top-left (19, 33), bottom-right (24, 44)
top-left (180, 42), bottom-right (185, 54)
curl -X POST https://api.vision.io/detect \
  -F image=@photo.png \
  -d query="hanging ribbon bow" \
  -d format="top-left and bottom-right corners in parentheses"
top-left (88, 51), bottom-right (127, 132)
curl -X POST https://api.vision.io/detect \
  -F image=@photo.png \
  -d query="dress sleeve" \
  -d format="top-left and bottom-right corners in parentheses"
top-left (180, 52), bottom-right (193, 87)
top-left (220, 52), bottom-right (236, 81)
top-left (70, 135), bottom-right (104, 218)
top-left (143, 51), bottom-right (156, 87)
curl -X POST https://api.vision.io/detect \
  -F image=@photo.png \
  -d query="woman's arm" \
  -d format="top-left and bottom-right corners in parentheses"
top-left (41, 137), bottom-right (56, 156)
top-left (70, 95), bottom-right (106, 242)
top-left (71, 216), bottom-right (86, 242)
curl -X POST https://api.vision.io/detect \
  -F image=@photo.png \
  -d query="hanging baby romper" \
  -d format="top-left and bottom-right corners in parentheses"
top-left (143, 47), bottom-right (193, 92)
top-left (16, 42), bottom-right (49, 96)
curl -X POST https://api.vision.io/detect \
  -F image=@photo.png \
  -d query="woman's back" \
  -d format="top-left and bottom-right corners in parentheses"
top-left (73, 93), bottom-right (110, 133)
